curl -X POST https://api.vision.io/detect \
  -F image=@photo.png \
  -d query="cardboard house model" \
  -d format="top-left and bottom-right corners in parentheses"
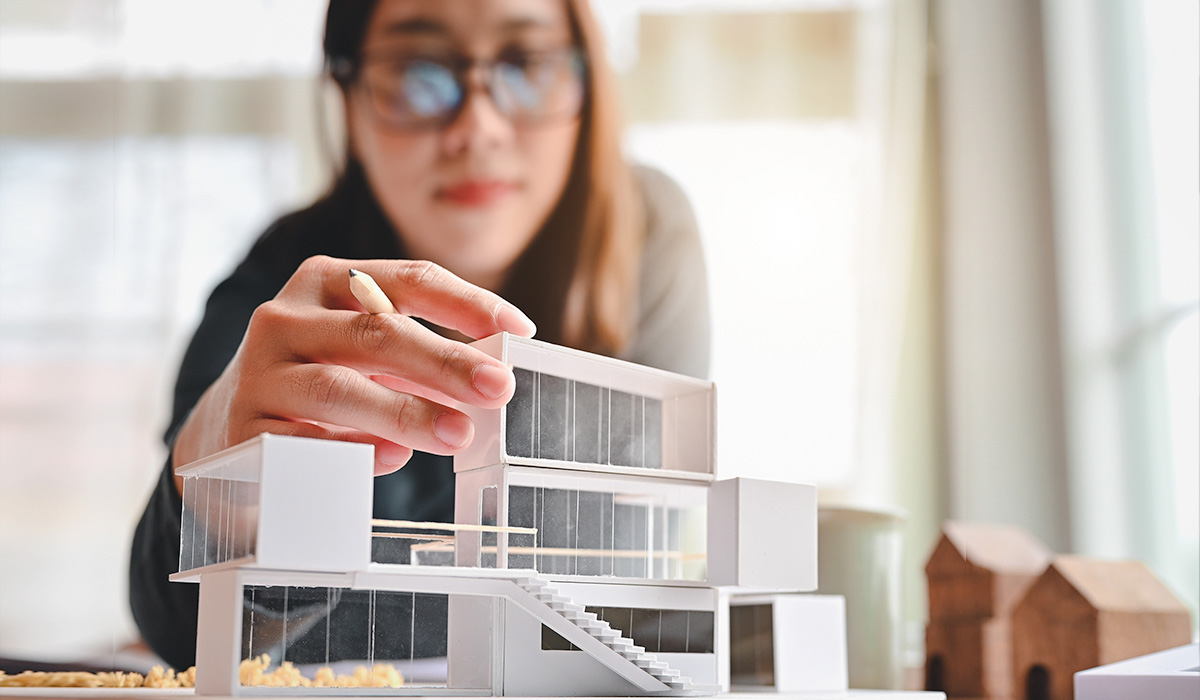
top-left (171, 333), bottom-right (819, 696)
top-left (1011, 555), bottom-right (1192, 700)
top-left (924, 521), bottom-right (1052, 699)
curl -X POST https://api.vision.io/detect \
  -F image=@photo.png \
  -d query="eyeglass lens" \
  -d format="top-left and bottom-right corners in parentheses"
top-left (366, 50), bottom-right (584, 129)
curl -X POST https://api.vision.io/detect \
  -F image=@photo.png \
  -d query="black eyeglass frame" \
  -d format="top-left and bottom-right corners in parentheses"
top-left (329, 46), bottom-right (588, 130)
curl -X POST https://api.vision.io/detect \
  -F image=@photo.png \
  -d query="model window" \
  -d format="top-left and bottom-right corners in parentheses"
top-left (506, 368), bottom-right (663, 469)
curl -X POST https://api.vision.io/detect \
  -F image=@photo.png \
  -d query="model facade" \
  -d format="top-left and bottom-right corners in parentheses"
top-left (172, 333), bottom-right (818, 696)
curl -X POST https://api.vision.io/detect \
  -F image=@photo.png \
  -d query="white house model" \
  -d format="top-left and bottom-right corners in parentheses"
top-left (172, 333), bottom-right (819, 696)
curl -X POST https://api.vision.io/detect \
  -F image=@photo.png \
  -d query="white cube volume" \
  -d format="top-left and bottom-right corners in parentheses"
top-left (707, 477), bottom-right (818, 591)
top-left (176, 433), bottom-right (374, 575)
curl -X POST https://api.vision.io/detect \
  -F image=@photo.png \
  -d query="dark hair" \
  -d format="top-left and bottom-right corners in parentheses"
top-left (323, 0), bottom-right (376, 86)
top-left (320, 0), bottom-right (641, 356)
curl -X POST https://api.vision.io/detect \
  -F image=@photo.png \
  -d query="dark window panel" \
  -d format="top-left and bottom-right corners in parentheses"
top-left (608, 389), bottom-right (635, 467)
top-left (687, 611), bottom-right (715, 654)
top-left (572, 381), bottom-right (603, 464)
top-left (658, 609), bottom-right (690, 653)
top-left (729, 604), bottom-right (774, 686)
top-left (631, 608), bottom-right (662, 653)
top-left (541, 624), bottom-right (578, 651)
top-left (505, 368), bottom-right (536, 458)
top-left (644, 397), bottom-right (663, 469)
top-left (536, 373), bottom-right (569, 461)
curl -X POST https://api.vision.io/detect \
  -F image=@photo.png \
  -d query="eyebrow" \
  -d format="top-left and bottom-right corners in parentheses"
top-left (379, 14), bottom-right (558, 39)
top-left (379, 17), bottom-right (450, 37)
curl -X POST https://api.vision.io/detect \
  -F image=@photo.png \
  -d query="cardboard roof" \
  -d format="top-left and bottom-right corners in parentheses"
top-left (927, 520), bottom-right (1051, 576)
top-left (1049, 555), bottom-right (1191, 614)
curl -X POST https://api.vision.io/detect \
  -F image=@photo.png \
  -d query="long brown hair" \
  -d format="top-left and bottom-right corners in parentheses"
top-left (323, 0), bottom-right (643, 357)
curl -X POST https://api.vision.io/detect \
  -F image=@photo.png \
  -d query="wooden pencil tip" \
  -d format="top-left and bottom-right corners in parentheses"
top-left (349, 268), bottom-right (360, 278)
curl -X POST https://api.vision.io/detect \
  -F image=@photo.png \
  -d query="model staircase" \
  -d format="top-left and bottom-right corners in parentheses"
top-left (515, 576), bottom-right (715, 696)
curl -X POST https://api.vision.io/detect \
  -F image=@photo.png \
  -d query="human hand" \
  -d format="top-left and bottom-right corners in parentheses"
top-left (171, 255), bottom-right (536, 481)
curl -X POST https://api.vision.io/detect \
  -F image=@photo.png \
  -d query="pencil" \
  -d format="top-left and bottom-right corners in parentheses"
top-left (348, 269), bottom-right (397, 314)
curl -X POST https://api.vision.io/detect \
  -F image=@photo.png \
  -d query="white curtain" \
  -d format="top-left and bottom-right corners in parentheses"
top-left (0, 0), bottom-right (330, 659)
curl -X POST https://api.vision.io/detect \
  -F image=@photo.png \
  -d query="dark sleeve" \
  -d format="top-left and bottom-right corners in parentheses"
top-left (621, 165), bottom-right (712, 379)
top-left (129, 455), bottom-right (196, 670)
top-left (128, 251), bottom-right (286, 670)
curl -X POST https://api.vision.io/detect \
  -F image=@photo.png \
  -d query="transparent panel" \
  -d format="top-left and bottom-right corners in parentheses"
top-left (371, 522), bottom-right (456, 568)
top-left (506, 476), bottom-right (706, 580)
top-left (538, 487), bottom-right (572, 575)
top-left (507, 485), bottom-right (537, 570)
top-left (613, 499), bottom-right (649, 578)
top-left (179, 472), bottom-right (259, 573)
top-left (575, 490), bottom-right (607, 576)
top-left (480, 486), bottom-right (498, 569)
top-left (240, 587), bottom-right (456, 689)
top-left (180, 476), bottom-right (198, 571)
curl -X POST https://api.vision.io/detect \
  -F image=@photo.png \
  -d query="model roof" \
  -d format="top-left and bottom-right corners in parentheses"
top-left (1046, 555), bottom-right (1191, 614)
top-left (928, 520), bottom-right (1051, 576)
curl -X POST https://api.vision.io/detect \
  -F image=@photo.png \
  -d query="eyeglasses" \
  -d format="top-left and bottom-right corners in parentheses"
top-left (352, 47), bottom-right (586, 130)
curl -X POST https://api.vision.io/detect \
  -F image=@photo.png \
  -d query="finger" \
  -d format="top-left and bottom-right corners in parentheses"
top-left (243, 418), bottom-right (414, 476)
top-left (274, 362), bottom-right (476, 455)
top-left (279, 307), bottom-right (517, 408)
top-left (307, 256), bottom-right (536, 339)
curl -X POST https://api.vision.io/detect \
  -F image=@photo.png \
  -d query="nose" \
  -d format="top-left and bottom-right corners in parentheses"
top-left (439, 75), bottom-right (515, 156)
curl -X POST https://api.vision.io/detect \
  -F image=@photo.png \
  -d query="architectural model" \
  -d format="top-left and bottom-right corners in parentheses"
top-left (172, 332), bottom-right (820, 696)
top-left (924, 521), bottom-right (1193, 700)
top-left (1011, 556), bottom-right (1192, 700)
top-left (923, 521), bottom-right (1051, 699)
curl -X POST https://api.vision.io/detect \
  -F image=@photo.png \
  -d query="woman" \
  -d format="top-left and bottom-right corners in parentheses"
top-left (130, 0), bottom-right (709, 670)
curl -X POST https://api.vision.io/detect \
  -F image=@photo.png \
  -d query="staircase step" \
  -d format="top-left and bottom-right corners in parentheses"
top-left (575, 619), bottom-right (605, 632)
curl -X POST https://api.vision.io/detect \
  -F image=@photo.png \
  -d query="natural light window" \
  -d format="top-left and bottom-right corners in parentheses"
top-left (627, 123), bottom-right (866, 487)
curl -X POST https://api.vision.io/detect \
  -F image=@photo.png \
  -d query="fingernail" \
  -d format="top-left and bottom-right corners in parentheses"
top-left (434, 412), bottom-right (473, 449)
top-left (496, 304), bottom-right (537, 337)
top-left (473, 363), bottom-right (513, 400)
top-left (377, 443), bottom-right (410, 468)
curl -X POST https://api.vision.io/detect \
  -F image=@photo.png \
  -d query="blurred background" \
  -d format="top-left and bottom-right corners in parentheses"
top-left (0, 0), bottom-right (1196, 682)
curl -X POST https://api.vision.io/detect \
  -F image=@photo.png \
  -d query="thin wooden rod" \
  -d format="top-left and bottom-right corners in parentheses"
top-left (371, 518), bottom-right (537, 535)
top-left (405, 543), bottom-right (701, 560)
top-left (370, 532), bottom-right (456, 542)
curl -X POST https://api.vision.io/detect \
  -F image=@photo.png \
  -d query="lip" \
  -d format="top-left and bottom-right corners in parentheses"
top-left (436, 180), bottom-right (518, 207)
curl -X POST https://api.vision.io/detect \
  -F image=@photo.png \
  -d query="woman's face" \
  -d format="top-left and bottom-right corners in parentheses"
top-left (347, 0), bottom-right (582, 291)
